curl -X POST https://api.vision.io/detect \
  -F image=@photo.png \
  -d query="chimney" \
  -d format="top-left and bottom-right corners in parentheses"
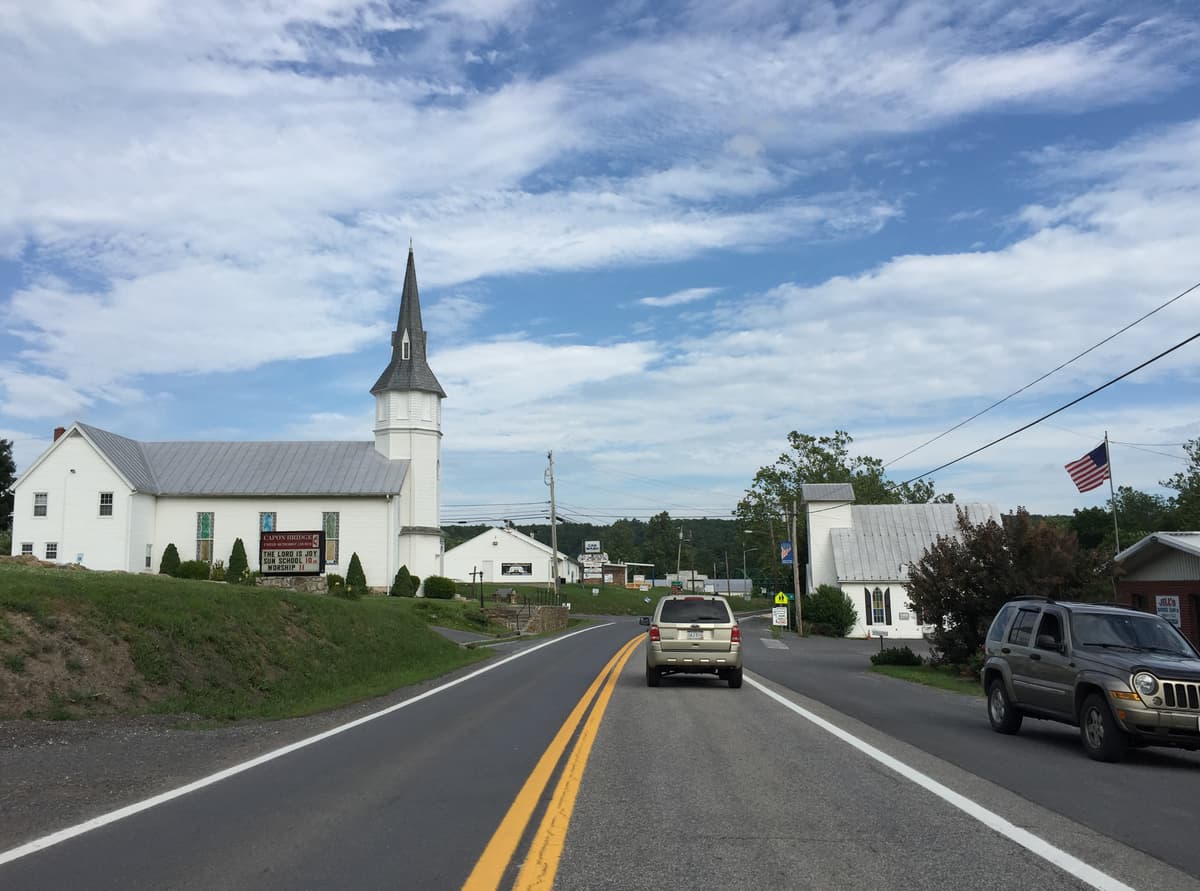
top-left (53, 426), bottom-right (66, 441)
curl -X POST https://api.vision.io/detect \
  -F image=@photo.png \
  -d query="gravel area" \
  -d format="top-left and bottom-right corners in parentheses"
top-left (0, 660), bottom-right (490, 853)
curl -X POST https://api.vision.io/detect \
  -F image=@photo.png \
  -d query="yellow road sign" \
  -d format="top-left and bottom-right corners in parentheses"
top-left (774, 592), bottom-right (788, 605)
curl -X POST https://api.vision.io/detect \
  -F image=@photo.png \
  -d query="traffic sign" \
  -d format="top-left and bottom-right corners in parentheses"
top-left (774, 592), bottom-right (789, 606)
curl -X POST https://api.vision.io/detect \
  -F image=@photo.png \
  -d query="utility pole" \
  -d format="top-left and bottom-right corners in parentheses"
top-left (789, 498), bottom-right (803, 635)
top-left (724, 551), bottom-right (731, 598)
top-left (545, 451), bottom-right (559, 601)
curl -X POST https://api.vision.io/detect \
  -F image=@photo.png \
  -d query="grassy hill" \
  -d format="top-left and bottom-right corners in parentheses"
top-left (0, 560), bottom-right (502, 722)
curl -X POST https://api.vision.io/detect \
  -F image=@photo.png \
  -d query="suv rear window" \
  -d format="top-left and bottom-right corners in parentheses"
top-left (987, 604), bottom-right (1016, 642)
top-left (1008, 608), bottom-right (1039, 646)
top-left (659, 599), bottom-right (732, 623)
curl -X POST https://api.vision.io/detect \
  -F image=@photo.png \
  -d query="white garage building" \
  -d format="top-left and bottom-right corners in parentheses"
top-left (804, 483), bottom-right (1003, 639)
top-left (443, 526), bottom-right (580, 585)
top-left (9, 247), bottom-right (447, 591)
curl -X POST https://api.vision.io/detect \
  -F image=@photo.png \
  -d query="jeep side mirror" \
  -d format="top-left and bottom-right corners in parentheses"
top-left (639, 616), bottom-right (650, 626)
top-left (1036, 634), bottom-right (1064, 652)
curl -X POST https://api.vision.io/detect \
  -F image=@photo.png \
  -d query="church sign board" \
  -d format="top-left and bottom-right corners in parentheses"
top-left (260, 531), bottom-right (326, 576)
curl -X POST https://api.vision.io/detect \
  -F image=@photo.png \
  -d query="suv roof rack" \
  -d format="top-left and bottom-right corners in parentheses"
top-left (1010, 595), bottom-right (1056, 603)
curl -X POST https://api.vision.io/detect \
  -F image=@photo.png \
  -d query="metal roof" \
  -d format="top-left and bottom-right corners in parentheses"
top-left (1114, 531), bottom-right (1200, 567)
top-left (801, 483), bottom-right (856, 503)
top-left (830, 503), bottom-right (1003, 582)
top-left (79, 423), bottom-right (408, 496)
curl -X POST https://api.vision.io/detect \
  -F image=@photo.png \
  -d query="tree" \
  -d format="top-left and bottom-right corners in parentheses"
top-left (226, 538), bottom-right (249, 585)
top-left (159, 543), bottom-right (181, 577)
top-left (346, 552), bottom-right (368, 597)
top-left (0, 438), bottom-right (14, 532)
top-left (907, 508), bottom-right (1109, 664)
top-left (736, 430), bottom-right (953, 587)
top-left (1162, 436), bottom-right (1200, 530)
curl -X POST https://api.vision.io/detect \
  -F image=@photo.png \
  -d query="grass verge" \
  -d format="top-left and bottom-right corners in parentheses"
top-left (871, 663), bottom-right (983, 697)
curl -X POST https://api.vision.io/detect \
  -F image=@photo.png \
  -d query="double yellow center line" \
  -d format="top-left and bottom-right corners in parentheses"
top-left (463, 633), bottom-right (644, 891)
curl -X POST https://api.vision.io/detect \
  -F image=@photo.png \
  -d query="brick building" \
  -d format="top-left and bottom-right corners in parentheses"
top-left (1114, 532), bottom-right (1200, 647)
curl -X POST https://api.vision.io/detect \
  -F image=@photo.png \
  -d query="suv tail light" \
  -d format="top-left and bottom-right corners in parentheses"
top-left (649, 624), bottom-right (660, 642)
top-left (731, 624), bottom-right (741, 643)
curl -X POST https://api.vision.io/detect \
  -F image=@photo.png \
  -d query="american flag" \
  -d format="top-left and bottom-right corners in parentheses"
top-left (1065, 442), bottom-right (1110, 493)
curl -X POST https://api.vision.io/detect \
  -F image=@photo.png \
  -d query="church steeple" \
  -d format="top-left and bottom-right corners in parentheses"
top-left (371, 245), bottom-right (446, 398)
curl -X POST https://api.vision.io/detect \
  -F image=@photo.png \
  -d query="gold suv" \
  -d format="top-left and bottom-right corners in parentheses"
top-left (644, 595), bottom-right (743, 688)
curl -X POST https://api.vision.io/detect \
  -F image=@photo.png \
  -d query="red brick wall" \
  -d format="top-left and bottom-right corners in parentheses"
top-left (1116, 580), bottom-right (1200, 647)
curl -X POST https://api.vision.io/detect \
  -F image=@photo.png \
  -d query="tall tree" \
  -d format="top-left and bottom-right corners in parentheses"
top-left (0, 438), bottom-right (15, 532)
top-left (1162, 436), bottom-right (1200, 530)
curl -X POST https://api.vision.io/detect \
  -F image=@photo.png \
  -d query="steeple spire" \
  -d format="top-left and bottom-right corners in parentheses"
top-left (371, 245), bottom-right (446, 398)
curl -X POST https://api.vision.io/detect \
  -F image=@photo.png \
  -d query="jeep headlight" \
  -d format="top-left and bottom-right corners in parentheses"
top-left (1132, 672), bottom-right (1158, 697)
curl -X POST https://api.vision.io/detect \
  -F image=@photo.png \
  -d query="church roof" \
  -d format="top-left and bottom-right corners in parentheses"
top-left (371, 246), bottom-right (446, 398)
top-left (830, 502), bottom-right (1003, 582)
top-left (78, 423), bottom-right (408, 496)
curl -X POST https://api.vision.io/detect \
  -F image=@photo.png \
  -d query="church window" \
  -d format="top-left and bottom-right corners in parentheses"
top-left (260, 512), bottom-right (276, 533)
top-left (871, 587), bottom-right (887, 624)
top-left (34, 492), bottom-right (47, 517)
top-left (45, 542), bottom-right (58, 560)
top-left (323, 512), bottom-right (340, 565)
top-left (196, 512), bottom-right (214, 563)
top-left (20, 542), bottom-right (33, 556)
top-left (402, 331), bottom-right (411, 360)
top-left (145, 544), bottom-right (153, 569)
top-left (99, 492), bottom-right (113, 517)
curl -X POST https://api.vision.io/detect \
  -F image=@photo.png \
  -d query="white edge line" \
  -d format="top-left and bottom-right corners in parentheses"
top-left (0, 622), bottom-right (614, 867)
top-left (746, 676), bottom-right (1134, 891)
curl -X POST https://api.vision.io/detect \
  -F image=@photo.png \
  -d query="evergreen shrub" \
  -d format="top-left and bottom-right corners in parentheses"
top-left (226, 538), bottom-right (249, 585)
top-left (346, 552), bottom-right (368, 597)
top-left (804, 584), bottom-right (858, 638)
top-left (870, 645), bottom-right (923, 666)
top-left (177, 560), bottom-right (212, 580)
top-left (159, 543), bottom-right (181, 577)
top-left (422, 576), bottom-right (456, 599)
top-left (391, 565), bottom-right (415, 597)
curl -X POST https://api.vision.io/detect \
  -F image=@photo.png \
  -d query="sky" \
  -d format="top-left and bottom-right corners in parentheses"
top-left (2, 0), bottom-right (1199, 527)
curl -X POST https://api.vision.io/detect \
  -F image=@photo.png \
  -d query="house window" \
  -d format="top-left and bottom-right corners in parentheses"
top-left (145, 544), bottom-right (153, 569)
top-left (45, 542), bottom-right (58, 560)
top-left (260, 512), bottom-right (277, 533)
top-left (99, 492), bottom-right (114, 517)
top-left (34, 492), bottom-right (47, 517)
top-left (402, 340), bottom-right (410, 360)
top-left (20, 542), bottom-right (33, 556)
top-left (872, 587), bottom-right (886, 624)
top-left (196, 512), bottom-right (214, 563)
top-left (323, 512), bottom-right (339, 565)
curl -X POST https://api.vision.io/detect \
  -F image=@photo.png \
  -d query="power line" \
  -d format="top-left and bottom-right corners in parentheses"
top-left (898, 329), bottom-right (1200, 486)
top-left (885, 278), bottom-right (1200, 468)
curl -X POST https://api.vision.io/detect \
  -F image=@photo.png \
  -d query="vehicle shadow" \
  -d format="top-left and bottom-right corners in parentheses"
top-left (1010, 722), bottom-right (1200, 769)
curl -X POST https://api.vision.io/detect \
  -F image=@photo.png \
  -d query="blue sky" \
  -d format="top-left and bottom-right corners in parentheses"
top-left (2, 0), bottom-right (1199, 525)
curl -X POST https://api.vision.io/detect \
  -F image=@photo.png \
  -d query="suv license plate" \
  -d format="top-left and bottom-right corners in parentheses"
top-left (688, 630), bottom-right (703, 640)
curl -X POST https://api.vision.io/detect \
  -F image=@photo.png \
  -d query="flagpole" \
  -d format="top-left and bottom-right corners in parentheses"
top-left (1105, 431), bottom-right (1121, 555)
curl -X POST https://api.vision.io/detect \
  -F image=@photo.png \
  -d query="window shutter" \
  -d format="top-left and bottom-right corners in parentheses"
top-left (884, 587), bottom-right (893, 625)
top-left (863, 589), bottom-right (873, 626)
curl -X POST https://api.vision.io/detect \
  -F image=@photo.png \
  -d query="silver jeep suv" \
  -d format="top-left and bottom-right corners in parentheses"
top-left (981, 596), bottom-right (1200, 761)
top-left (644, 595), bottom-right (742, 688)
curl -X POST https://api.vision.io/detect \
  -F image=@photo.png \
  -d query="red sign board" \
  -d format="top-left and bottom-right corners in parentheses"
top-left (260, 531), bottom-right (326, 576)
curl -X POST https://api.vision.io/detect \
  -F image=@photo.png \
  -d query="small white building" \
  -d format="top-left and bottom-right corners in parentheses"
top-left (443, 526), bottom-right (579, 585)
top-left (803, 483), bottom-right (1003, 639)
top-left (8, 248), bottom-right (447, 591)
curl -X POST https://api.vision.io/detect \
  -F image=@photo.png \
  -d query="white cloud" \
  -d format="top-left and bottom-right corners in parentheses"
top-left (638, 287), bottom-right (719, 308)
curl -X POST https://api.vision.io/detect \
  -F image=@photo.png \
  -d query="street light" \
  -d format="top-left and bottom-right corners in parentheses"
top-left (742, 547), bottom-right (758, 596)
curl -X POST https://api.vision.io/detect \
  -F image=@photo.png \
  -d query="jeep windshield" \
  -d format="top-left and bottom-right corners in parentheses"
top-left (1072, 612), bottom-right (1196, 658)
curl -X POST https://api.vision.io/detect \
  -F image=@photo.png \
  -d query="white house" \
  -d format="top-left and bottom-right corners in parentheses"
top-left (803, 483), bottom-right (1003, 639)
top-left (442, 526), bottom-right (580, 585)
top-left (8, 247), bottom-right (446, 591)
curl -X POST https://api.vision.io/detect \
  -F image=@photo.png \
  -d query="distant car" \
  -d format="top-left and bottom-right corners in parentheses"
top-left (644, 594), bottom-right (742, 688)
top-left (981, 596), bottom-right (1200, 762)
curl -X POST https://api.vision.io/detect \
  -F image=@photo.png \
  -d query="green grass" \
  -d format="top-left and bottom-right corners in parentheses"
top-left (455, 580), bottom-right (776, 616)
top-left (872, 663), bottom-right (984, 697)
top-left (0, 563), bottom-right (497, 721)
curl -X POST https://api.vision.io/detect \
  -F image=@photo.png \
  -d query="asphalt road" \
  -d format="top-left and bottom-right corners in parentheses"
top-left (1, 618), bottom-right (1197, 890)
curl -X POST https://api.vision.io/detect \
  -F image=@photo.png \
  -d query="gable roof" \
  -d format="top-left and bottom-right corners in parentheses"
top-left (78, 423), bottom-right (408, 496)
top-left (445, 526), bottom-right (578, 564)
top-left (830, 503), bottom-right (1003, 582)
top-left (801, 483), bottom-right (856, 503)
top-left (1114, 531), bottom-right (1200, 570)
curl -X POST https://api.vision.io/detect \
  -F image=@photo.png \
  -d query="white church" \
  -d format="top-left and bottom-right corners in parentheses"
top-left (8, 248), bottom-right (447, 591)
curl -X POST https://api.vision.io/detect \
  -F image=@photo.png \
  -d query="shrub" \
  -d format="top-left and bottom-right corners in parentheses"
top-left (345, 552), bottom-right (368, 597)
top-left (422, 575), bottom-right (456, 600)
top-left (411, 575), bottom-right (420, 593)
top-left (804, 585), bottom-right (857, 637)
top-left (326, 573), bottom-right (345, 592)
top-left (391, 565), bottom-right (415, 597)
top-left (177, 560), bottom-right (212, 580)
top-left (870, 645), bottom-right (923, 667)
top-left (159, 543), bottom-right (181, 577)
top-left (209, 560), bottom-right (226, 582)
top-left (226, 538), bottom-right (249, 585)
top-left (0, 530), bottom-right (11, 556)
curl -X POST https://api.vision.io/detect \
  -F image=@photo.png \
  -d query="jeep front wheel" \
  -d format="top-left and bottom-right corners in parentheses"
top-left (987, 678), bottom-right (1023, 734)
top-left (1080, 693), bottom-right (1128, 762)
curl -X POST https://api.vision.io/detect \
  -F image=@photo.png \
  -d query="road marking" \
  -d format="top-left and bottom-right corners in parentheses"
top-left (514, 635), bottom-right (641, 891)
top-left (0, 623), bottom-right (614, 869)
top-left (463, 633), bottom-right (642, 891)
top-left (760, 638), bottom-right (788, 649)
top-left (748, 677), bottom-right (1134, 891)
